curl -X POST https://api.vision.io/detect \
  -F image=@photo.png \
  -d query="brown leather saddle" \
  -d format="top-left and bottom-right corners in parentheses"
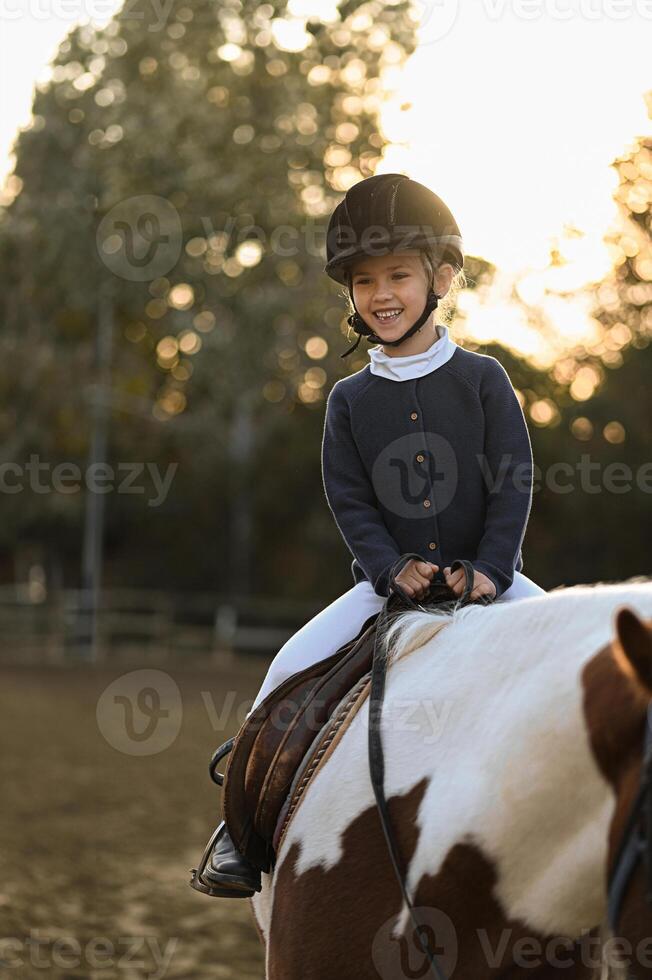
top-left (212, 558), bottom-right (476, 874)
top-left (220, 607), bottom-right (380, 872)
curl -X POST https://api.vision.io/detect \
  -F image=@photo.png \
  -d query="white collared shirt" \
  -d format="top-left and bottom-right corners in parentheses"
top-left (367, 324), bottom-right (458, 382)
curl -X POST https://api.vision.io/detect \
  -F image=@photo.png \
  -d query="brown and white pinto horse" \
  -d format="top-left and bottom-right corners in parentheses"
top-left (251, 580), bottom-right (652, 980)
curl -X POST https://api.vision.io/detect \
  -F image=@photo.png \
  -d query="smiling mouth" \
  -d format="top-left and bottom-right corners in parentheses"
top-left (374, 309), bottom-right (404, 324)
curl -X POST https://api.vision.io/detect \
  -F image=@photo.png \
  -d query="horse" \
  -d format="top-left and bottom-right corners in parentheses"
top-left (247, 578), bottom-right (652, 980)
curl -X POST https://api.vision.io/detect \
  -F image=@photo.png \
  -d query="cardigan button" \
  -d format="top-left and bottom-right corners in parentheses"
top-left (423, 499), bottom-right (431, 509)
top-left (416, 454), bottom-right (425, 463)
top-left (410, 412), bottom-right (418, 421)
top-left (428, 541), bottom-right (437, 550)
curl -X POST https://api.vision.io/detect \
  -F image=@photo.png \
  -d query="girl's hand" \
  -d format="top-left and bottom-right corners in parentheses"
top-left (395, 560), bottom-right (439, 600)
top-left (443, 565), bottom-right (496, 602)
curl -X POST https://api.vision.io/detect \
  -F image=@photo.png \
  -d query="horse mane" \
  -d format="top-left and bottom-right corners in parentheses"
top-left (382, 575), bottom-right (652, 673)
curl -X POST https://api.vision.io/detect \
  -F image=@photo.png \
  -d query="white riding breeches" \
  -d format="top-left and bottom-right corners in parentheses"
top-left (248, 571), bottom-right (545, 713)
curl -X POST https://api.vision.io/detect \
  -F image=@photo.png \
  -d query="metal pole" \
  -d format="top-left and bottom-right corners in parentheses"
top-left (78, 277), bottom-right (114, 662)
top-left (229, 389), bottom-right (254, 596)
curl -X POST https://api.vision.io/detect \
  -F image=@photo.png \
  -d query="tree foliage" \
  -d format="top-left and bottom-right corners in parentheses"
top-left (0, 4), bottom-right (649, 597)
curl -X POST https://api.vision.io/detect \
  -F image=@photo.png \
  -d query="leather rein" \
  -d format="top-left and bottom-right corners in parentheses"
top-left (368, 553), bottom-right (494, 980)
top-left (607, 702), bottom-right (652, 932)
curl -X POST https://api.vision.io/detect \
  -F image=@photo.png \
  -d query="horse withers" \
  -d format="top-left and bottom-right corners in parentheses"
top-left (250, 580), bottom-right (652, 980)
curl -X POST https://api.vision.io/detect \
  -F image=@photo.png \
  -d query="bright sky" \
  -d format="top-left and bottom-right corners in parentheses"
top-left (1, 0), bottom-right (650, 365)
top-left (381, 1), bottom-right (651, 363)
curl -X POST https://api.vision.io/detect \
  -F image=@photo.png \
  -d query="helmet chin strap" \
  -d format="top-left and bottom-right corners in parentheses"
top-left (340, 290), bottom-right (441, 359)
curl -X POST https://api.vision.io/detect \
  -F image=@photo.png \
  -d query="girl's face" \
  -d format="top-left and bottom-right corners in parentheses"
top-left (350, 251), bottom-right (432, 340)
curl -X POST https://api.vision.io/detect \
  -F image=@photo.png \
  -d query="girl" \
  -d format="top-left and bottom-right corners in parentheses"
top-left (193, 173), bottom-right (545, 899)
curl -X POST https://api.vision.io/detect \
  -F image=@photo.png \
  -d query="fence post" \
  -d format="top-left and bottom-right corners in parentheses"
top-left (214, 604), bottom-right (237, 664)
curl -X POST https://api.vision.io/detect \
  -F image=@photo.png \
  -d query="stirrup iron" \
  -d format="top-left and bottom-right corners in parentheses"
top-left (189, 737), bottom-right (253, 898)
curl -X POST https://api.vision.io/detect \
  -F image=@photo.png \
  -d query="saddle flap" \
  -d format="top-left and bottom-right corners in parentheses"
top-left (243, 674), bottom-right (318, 814)
top-left (273, 673), bottom-right (372, 855)
top-left (223, 611), bottom-right (380, 872)
top-left (254, 625), bottom-right (382, 837)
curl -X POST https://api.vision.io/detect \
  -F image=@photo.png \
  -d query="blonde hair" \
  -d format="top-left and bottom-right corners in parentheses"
top-left (343, 247), bottom-right (466, 328)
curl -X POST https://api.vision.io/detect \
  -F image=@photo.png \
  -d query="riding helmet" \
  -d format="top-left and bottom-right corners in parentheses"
top-left (324, 173), bottom-right (464, 358)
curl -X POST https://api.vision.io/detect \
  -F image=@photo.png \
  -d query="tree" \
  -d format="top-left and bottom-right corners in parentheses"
top-left (0, 0), bottom-right (429, 594)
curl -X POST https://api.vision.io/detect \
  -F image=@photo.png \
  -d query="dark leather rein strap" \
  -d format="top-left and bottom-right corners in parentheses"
top-left (368, 554), bottom-right (494, 980)
top-left (607, 703), bottom-right (652, 931)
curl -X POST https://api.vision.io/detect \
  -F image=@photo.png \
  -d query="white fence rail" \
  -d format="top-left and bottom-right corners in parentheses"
top-left (0, 585), bottom-right (321, 664)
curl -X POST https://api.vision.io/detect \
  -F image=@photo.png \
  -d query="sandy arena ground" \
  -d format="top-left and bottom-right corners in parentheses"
top-left (0, 659), bottom-right (268, 979)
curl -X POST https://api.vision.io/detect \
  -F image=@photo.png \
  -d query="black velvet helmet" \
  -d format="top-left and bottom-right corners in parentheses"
top-left (325, 173), bottom-right (464, 285)
top-left (324, 173), bottom-right (464, 357)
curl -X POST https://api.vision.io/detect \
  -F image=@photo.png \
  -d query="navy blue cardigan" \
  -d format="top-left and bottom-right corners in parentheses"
top-left (321, 345), bottom-right (533, 599)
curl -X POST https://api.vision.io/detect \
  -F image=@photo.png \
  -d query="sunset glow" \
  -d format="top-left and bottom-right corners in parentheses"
top-left (1, 1), bottom-right (650, 361)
